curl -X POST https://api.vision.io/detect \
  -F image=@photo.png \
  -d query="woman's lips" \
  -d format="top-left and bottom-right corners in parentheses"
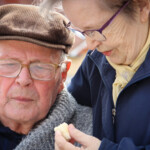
top-left (102, 50), bottom-right (112, 56)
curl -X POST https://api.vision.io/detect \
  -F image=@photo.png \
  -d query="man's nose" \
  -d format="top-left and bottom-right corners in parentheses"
top-left (15, 67), bottom-right (33, 87)
top-left (85, 36), bottom-right (102, 50)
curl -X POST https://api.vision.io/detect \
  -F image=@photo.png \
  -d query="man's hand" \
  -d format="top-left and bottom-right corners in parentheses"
top-left (55, 124), bottom-right (101, 150)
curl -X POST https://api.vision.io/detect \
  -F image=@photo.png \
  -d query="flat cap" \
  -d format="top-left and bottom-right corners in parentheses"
top-left (0, 4), bottom-right (74, 53)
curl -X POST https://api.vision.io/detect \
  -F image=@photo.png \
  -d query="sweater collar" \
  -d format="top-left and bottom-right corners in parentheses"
top-left (15, 90), bottom-right (77, 150)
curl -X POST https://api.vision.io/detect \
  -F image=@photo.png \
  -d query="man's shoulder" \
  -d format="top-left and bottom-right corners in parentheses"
top-left (76, 103), bottom-right (92, 116)
top-left (72, 103), bottom-right (93, 135)
top-left (68, 91), bottom-right (93, 135)
top-left (59, 89), bottom-right (93, 135)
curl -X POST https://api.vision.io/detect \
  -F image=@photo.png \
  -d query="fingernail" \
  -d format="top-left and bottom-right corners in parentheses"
top-left (69, 124), bottom-right (75, 130)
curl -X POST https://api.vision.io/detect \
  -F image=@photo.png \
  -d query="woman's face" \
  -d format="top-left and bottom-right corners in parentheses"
top-left (63, 0), bottom-right (149, 65)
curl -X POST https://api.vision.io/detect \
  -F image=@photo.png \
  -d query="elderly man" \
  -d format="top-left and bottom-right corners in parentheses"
top-left (0, 4), bottom-right (92, 150)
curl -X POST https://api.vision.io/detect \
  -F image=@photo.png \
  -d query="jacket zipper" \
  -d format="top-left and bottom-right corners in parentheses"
top-left (112, 107), bottom-right (116, 124)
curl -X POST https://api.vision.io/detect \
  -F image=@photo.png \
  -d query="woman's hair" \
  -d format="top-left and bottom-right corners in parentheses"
top-left (39, 0), bottom-right (149, 19)
top-left (105, 0), bottom-right (149, 19)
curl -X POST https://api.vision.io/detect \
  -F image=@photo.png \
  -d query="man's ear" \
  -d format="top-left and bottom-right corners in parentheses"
top-left (57, 60), bottom-right (71, 93)
top-left (139, 0), bottom-right (150, 22)
top-left (61, 59), bottom-right (71, 82)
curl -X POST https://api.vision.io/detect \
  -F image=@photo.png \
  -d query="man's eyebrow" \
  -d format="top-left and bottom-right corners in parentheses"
top-left (0, 54), bottom-right (13, 58)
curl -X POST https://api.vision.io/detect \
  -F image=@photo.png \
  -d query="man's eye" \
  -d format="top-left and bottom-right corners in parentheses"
top-left (6, 63), bottom-right (16, 65)
top-left (35, 66), bottom-right (46, 70)
top-left (1, 63), bottom-right (17, 66)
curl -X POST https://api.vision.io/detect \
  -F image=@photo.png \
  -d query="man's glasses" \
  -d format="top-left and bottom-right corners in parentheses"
top-left (0, 59), bottom-right (61, 81)
top-left (66, 1), bottom-right (129, 41)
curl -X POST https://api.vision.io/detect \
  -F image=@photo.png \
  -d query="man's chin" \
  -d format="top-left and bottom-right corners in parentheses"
top-left (4, 106), bottom-right (38, 123)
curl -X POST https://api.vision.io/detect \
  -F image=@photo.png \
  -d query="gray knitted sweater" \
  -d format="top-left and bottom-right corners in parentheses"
top-left (15, 90), bottom-right (92, 150)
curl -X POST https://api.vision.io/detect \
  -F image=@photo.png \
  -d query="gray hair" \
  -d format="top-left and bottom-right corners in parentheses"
top-left (40, 0), bottom-right (61, 9)
top-left (39, 0), bottom-right (62, 18)
top-left (60, 50), bottom-right (68, 72)
top-left (60, 50), bottom-right (67, 62)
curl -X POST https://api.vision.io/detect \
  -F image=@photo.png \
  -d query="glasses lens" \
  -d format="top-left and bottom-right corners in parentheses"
top-left (0, 59), bottom-right (21, 77)
top-left (84, 31), bottom-right (106, 41)
top-left (68, 28), bottom-right (85, 40)
top-left (30, 62), bottom-right (55, 80)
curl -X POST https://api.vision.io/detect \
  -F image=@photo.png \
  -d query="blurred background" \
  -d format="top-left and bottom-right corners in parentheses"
top-left (0, 0), bottom-right (89, 84)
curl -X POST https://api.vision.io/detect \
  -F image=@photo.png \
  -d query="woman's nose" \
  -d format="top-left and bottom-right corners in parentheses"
top-left (85, 36), bottom-right (102, 50)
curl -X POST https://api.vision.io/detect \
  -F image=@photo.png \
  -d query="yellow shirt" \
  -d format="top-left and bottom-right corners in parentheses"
top-left (107, 32), bottom-right (150, 106)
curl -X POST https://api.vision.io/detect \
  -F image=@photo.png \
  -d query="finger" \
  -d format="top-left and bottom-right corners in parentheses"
top-left (55, 142), bottom-right (59, 150)
top-left (68, 125), bottom-right (101, 150)
top-left (55, 131), bottom-right (80, 150)
top-left (68, 124), bottom-right (92, 146)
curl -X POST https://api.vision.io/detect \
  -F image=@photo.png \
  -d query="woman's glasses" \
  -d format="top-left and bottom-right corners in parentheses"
top-left (66, 1), bottom-right (129, 41)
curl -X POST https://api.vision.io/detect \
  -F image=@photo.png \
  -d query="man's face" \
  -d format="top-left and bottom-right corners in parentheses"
top-left (0, 40), bottom-right (63, 125)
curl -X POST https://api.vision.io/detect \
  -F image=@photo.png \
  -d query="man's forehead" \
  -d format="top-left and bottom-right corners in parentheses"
top-left (0, 40), bottom-right (61, 62)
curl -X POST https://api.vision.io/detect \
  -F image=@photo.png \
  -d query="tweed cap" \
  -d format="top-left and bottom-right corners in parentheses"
top-left (0, 4), bottom-right (74, 53)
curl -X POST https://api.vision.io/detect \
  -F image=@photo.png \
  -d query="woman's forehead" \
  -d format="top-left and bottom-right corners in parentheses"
top-left (63, 0), bottom-right (112, 30)
top-left (63, 0), bottom-right (110, 13)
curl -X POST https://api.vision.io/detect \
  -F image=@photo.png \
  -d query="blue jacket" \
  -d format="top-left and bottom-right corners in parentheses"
top-left (68, 49), bottom-right (150, 150)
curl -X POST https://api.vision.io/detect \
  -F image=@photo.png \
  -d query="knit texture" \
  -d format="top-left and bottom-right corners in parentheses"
top-left (15, 90), bottom-right (92, 150)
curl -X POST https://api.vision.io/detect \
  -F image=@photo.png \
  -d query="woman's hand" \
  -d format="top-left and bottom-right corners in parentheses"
top-left (55, 124), bottom-right (101, 150)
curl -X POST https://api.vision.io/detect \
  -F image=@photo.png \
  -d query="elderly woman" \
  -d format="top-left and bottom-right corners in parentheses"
top-left (40, 0), bottom-right (150, 150)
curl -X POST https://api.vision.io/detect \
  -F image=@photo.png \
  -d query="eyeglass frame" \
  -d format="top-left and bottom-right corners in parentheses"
top-left (66, 0), bottom-right (130, 41)
top-left (0, 58), bottom-right (62, 81)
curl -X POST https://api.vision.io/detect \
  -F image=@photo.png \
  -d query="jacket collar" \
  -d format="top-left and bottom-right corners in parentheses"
top-left (88, 48), bottom-right (150, 88)
top-left (88, 50), bottom-right (115, 92)
top-left (128, 47), bottom-right (150, 86)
